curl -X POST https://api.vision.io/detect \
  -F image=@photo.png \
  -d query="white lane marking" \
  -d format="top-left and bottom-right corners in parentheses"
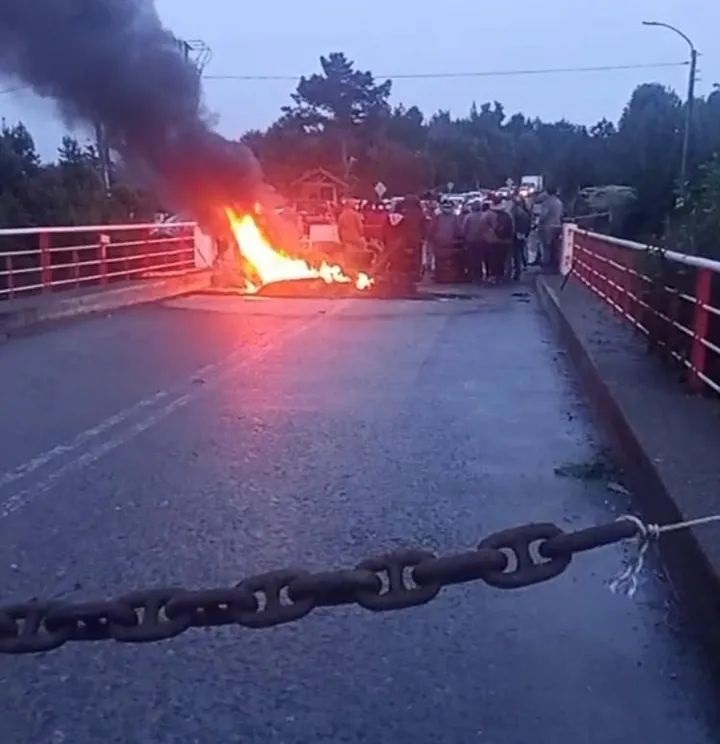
top-left (0, 355), bottom-right (236, 495)
top-left (0, 309), bottom-right (337, 519)
top-left (0, 391), bottom-right (170, 491)
top-left (1, 393), bottom-right (192, 518)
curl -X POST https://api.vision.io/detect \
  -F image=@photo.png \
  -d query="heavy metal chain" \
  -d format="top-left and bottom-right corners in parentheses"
top-left (0, 519), bottom-right (640, 655)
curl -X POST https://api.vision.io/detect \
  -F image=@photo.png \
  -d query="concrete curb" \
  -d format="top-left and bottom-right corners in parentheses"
top-left (0, 271), bottom-right (211, 338)
top-left (536, 275), bottom-right (720, 657)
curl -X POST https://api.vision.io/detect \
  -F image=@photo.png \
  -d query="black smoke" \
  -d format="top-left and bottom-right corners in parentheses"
top-left (0, 0), bottom-right (262, 229)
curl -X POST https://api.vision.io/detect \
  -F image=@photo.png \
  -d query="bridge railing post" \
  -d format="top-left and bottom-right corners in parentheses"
top-left (99, 234), bottom-right (110, 285)
top-left (689, 267), bottom-right (712, 394)
top-left (39, 231), bottom-right (51, 292)
top-left (4, 253), bottom-right (14, 299)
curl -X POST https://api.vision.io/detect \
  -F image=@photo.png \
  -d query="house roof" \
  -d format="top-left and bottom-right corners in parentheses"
top-left (291, 168), bottom-right (349, 188)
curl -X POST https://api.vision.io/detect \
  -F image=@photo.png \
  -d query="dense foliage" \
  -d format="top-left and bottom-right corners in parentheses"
top-left (247, 54), bottom-right (720, 247)
top-left (0, 124), bottom-right (151, 227)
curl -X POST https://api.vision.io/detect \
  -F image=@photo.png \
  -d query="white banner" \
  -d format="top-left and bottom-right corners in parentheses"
top-left (194, 226), bottom-right (217, 269)
top-left (309, 224), bottom-right (340, 245)
top-left (560, 223), bottom-right (577, 277)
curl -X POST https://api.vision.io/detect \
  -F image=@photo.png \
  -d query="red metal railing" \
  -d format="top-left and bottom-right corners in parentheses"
top-left (568, 227), bottom-right (720, 396)
top-left (0, 222), bottom-right (198, 301)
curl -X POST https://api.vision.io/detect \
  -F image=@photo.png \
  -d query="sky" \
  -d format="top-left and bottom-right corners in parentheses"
top-left (1, 0), bottom-right (718, 160)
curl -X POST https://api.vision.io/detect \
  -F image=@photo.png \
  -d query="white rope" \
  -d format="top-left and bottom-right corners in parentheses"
top-left (649, 514), bottom-right (720, 536)
top-left (610, 513), bottom-right (720, 598)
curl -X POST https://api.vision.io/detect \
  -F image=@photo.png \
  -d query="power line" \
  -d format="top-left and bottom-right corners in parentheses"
top-left (0, 61), bottom-right (688, 97)
top-left (0, 60), bottom-right (688, 100)
top-left (203, 61), bottom-right (689, 82)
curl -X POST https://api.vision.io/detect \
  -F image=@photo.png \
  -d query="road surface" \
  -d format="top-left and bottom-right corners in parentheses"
top-left (0, 287), bottom-right (717, 743)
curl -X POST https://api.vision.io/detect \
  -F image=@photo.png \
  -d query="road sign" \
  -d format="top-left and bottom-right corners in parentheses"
top-left (374, 181), bottom-right (388, 199)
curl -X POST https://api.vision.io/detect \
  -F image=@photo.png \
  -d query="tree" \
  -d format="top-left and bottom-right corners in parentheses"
top-left (692, 89), bottom-right (720, 174)
top-left (238, 53), bottom-right (720, 243)
top-left (0, 125), bottom-right (151, 228)
top-left (53, 136), bottom-right (109, 224)
top-left (384, 105), bottom-right (426, 151)
top-left (355, 138), bottom-right (431, 197)
top-left (614, 84), bottom-right (683, 233)
top-left (282, 53), bottom-right (392, 179)
top-left (534, 121), bottom-right (596, 197)
top-left (674, 155), bottom-right (720, 258)
top-left (242, 120), bottom-right (339, 191)
top-left (0, 123), bottom-right (39, 224)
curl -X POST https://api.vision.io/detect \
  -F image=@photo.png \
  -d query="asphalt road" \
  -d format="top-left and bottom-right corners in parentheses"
top-left (0, 287), bottom-right (717, 744)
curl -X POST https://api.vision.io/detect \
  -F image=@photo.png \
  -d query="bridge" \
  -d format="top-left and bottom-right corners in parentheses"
top-left (0, 223), bottom-right (718, 742)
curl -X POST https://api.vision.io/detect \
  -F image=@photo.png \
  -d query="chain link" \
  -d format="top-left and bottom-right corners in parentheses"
top-left (0, 519), bottom-right (643, 654)
top-left (0, 602), bottom-right (73, 654)
top-left (478, 523), bottom-right (572, 589)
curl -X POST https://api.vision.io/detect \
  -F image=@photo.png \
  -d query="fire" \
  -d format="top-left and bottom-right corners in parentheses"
top-left (226, 210), bottom-right (373, 293)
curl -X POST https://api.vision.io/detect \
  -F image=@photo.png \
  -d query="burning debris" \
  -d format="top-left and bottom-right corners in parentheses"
top-left (226, 210), bottom-right (373, 295)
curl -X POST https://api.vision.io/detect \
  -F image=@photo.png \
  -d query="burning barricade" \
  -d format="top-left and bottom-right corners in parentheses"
top-left (213, 207), bottom-right (374, 298)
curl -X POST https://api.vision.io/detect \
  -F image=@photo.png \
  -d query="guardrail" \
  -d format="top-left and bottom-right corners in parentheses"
top-left (0, 222), bottom-right (199, 301)
top-left (567, 226), bottom-right (720, 395)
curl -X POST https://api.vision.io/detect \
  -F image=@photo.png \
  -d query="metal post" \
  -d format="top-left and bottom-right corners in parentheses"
top-left (642, 22), bottom-right (697, 203)
top-left (680, 49), bottom-right (698, 200)
top-left (94, 121), bottom-right (112, 193)
top-left (72, 248), bottom-right (80, 289)
top-left (689, 267), bottom-right (712, 393)
top-left (39, 231), bottom-right (51, 292)
top-left (99, 234), bottom-right (110, 285)
top-left (4, 254), bottom-right (14, 299)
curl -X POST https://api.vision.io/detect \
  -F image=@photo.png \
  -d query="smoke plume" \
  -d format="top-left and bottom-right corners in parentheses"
top-left (0, 0), bottom-right (262, 228)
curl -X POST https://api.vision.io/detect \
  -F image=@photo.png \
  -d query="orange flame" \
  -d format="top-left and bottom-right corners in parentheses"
top-left (226, 209), bottom-right (373, 293)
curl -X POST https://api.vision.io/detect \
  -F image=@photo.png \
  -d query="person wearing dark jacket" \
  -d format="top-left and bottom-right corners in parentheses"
top-left (429, 201), bottom-right (463, 281)
top-left (401, 195), bottom-right (427, 280)
top-left (383, 195), bottom-right (427, 281)
top-left (488, 201), bottom-right (514, 281)
top-left (510, 195), bottom-right (531, 280)
top-left (462, 201), bottom-right (491, 283)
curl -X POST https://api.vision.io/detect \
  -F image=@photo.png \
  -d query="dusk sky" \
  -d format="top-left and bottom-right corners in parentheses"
top-left (1, 0), bottom-right (717, 159)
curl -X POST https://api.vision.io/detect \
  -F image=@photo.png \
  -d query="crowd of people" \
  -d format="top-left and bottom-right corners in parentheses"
top-left (277, 187), bottom-right (565, 286)
top-left (428, 187), bottom-right (564, 284)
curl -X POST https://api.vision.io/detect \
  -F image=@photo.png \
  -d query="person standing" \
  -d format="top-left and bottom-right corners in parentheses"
top-left (429, 201), bottom-right (464, 282)
top-left (510, 195), bottom-right (531, 280)
top-left (538, 187), bottom-right (564, 271)
top-left (488, 199), bottom-right (514, 282)
top-left (337, 200), bottom-right (365, 252)
top-left (464, 201), bottom-right (495, 283)
top-left (363, 202), bottom-right (387, 243)
top-left (398, 195), bottom-right (428, 281)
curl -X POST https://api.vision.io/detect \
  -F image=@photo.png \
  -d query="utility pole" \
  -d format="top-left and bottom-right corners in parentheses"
top-left (94, 121), bottom-right (112, 193)
top-left (642, 21), bottom-right (698, 205)
top-left (173, 38), bottom-right (212, 113)
top-left (681, 47), bottom-right (698, 204)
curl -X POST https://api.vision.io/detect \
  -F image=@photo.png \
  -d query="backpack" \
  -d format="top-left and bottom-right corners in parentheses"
top-left (513, 206), bottom-right (531, 236)
top-left (494, 210), bottom-right (513, 241)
